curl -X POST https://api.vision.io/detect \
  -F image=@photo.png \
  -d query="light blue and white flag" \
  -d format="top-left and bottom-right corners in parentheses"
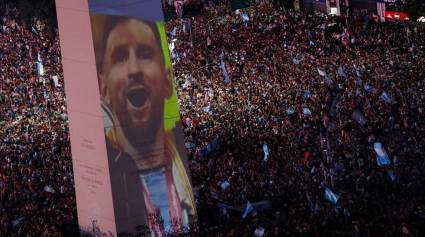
top-left (387, 170), bottom-right (396, 181)
top-left (52, 75), bottom-right (60, 87)
top-left (307, 195), bottom-right (317, 214)
top-left (325, 75), bottom-right (333, 85)
top-left (12, 217), bottom-right (24, 227)
top-left (203, 105), bottom-right (212, 113)
top-left (220, 180), bottom-right (231, 190)
top-left (308, 199), bottom-right (315, 212)
top-left (218, 200), bottom-right (271, 213)
top-left (255, 227), bottom-right (265, 237)
top-left (380, 91), bottom-right (394, 104)
top-left (43, 90), bottom-right (49, 100)
top-left (219, 51), bottom-right (225, 60)
top-left (292, 58), bottom-right (301, 65)
top-left (182, 20), bottom-right (187, 33)
top-left (171, 27), bottom-right (177, 37)
top-left (313, 202), bottom-right (319, 214)
top-left (242, 201), bottom-right (254, 219)
top-left (309, 40), bottom-right (315, 47)
top-left (241, 12), bottom-right (250, 23)
top-left (337, 66), bottom-right (347, 78)
top-left (37, 53), bottom-right (44, 76)
top-left (356, 88), bottom-right (363, 97)
top-left (343, 208), bottom-right (351, 218)
top-left (44, 185), bottom-right (55, 193)
top-left (356, 69), bottom-right (363, 78)
top-left (352, 110), bottom-right (367, 126)
top-left (324, 187), bottom-right (339, 205)
top-left (217, 203), bottom-right (232, 210)
top-left (31, 26), bottom-right (38, 34)
top-left (317, 68), bottom-right (327, 77)
top-left (374, 142), bottom-right (391, 167)
top-left (220, 58), bottom-right (230, 83)
top-left (303, 108), bottom-right (312, 116)
top-left (168, 41), bottom-right (175, 53)
top-left (263, 143), bottom-right (270, 161)
top-left (287, 106), bottom-right (295, 115)
top-left (364, 83), bottom-right (374, 93)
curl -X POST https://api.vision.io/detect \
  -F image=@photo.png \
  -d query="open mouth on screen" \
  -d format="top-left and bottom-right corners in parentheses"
top-left (127, 87), bottom-right (150, 108)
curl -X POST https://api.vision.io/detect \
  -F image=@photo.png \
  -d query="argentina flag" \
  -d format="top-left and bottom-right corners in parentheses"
top-left (364, 83), bottom-right (374, 93)
top-left (220, 58), bottom-right (230, 83)
top-left (380, 91), bottom-right (394, 104)
top-left (387, 170), bottom-right (396, 182)
top-left (31, 26), bottom-right (38, 34)
top-left (255, 227), bottom-right (265, 237)
top-left (12, 217), bottom-right (24, 227)
top-left (220, 180), bottom-right (231, 190)
top-left (324, 187), bottom-right (339, 205)
top-left (337, 66), bottom-right (347, 78)
top-left (242, 201), bottom-right (254, 219)
top-left (374, 142), bottom-right (391, 167)
top-left (303, 108), bottom-right (312, 116)
top-left (263, 143), bottom-right (270, 161)
top-left (317, 68), bottom-right (327, 77)
top-left (287, 106), bottom-right (295, 115)
top-left (37, 53), bottom-right (45, 76)
top-left (171, 26), bottom-right (177, 37)
top-left (241, 12), bottom-right (250, 23)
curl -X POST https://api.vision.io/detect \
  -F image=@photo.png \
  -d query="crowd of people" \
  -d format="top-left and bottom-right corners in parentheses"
top-left (1, 0), bottom-right (425, 236)
top-left (0, 4), bottom-right (78, 237)
top-left (167, 3), bottom-right (425, 237)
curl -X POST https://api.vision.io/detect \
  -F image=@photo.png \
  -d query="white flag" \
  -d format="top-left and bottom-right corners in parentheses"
top-left (242, 201), bottom-right (254, 219)
top-left (44, 185), bottom-right (55, 193)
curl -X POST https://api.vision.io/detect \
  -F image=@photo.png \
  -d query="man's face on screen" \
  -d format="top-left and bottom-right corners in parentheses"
top-left (100, 19), bottom-right (171, 147)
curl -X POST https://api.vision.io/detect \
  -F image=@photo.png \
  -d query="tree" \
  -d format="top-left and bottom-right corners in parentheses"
top-left (404, 0), bottom-right (425, 20)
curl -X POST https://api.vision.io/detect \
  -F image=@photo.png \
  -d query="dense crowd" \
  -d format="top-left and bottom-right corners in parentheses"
top-left (1, 1), bottom-right (425, 237)
top-left (0, 5), bottom-right (77, 237)
top-left (167, 4), bottom-right (425, 237)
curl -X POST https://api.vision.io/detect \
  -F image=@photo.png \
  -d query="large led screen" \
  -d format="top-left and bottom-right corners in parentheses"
top-left (90, 12), bottom-right (195, 237)
top-left (56, 0), bottom-right (196, 236)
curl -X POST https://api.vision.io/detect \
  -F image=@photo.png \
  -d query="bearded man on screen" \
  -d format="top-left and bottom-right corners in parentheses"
top-left (93, 15), bottom-right (195, 236)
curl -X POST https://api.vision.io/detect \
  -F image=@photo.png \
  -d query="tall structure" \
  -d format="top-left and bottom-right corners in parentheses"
top-left (56, 0), bottom-right (196, 236)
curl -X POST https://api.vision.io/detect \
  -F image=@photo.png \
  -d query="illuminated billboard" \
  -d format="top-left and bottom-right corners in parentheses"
top-left (56, 0), bottom-right (195, 236)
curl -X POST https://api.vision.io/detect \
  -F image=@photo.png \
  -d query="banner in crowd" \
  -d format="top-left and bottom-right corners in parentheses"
top-left (374, 142), bottom-right (391, 167)
top-left (324, 187), bottom-right (339, 205)
top-left (36, 53), bottom-right (45, 76)
top-left (241, 12), bottom-right (250, 23)
top-left (262, 143), bottom-right (269, 161)
top-left (56, 0), bottom-right (195, 236)
top-left (219, 57), bottom-right (230, 83)
top-left (218, 200), bottom-right (272, 214)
